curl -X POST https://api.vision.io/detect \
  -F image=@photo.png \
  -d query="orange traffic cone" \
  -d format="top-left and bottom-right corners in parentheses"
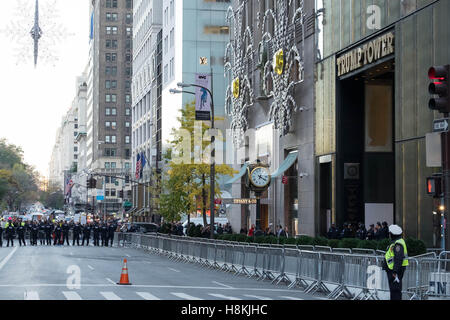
top-left (117, 259), bottom-right (132, 285)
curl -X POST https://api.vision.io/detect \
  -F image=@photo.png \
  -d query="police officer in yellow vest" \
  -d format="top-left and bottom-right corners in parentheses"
top-left (383, 225), bottom-right (408, 300)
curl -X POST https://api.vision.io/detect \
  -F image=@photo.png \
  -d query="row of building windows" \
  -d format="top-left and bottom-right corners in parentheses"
top-left (105, 107), bottom-right (131, 116)
top-left (105, 135), bottom-right (131, 144)
top-left (105, 121), bottom-right (131, 129)
top-left (105, 80), bottom-right (132, 90)
top-left (105, 0), bottom-right (132, 9)
top-left (104, 149), bottom-right (132, 159)
top-left (105, 66), bottom-right (132, 77)
top-left (106, 26), bottom-right (132, 36)
top-left (106, 39), bottom-right (132, 49)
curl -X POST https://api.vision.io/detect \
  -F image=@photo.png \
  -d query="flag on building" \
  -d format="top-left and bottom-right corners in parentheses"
top-left (140, 151), bottom-right (147, 179)
top-left (64, 177), bottom-right (74, 198)
top-left (135, 153), bottom-right (142, 180)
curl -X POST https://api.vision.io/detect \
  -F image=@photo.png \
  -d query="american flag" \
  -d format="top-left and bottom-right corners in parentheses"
top-left (135, 153), bottom-right (142, 180)
top-left (64, 178), bottom-right (74, 197)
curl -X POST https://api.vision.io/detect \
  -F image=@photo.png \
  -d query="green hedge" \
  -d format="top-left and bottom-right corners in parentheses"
top-left (213, 234), bottom-right (427, 256)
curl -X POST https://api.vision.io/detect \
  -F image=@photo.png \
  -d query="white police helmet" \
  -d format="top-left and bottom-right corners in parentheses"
top-left (389, 224), bottom-right (403, 236)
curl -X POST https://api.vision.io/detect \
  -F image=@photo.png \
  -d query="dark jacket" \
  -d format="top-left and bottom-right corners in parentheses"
top-left (83, 225), bottom-right (91, 235)
top-left (62, 224), bottom-right (70, 234)
top-left (73, 225), bottom-right (82, 235)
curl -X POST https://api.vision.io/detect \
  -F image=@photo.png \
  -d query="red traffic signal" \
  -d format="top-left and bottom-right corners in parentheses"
top-left (429, 65), bottom-right (450, 113)
top-left (282, 176), bottom-right (288, 185)
top-left (427, 176), bottom-right (442, 198)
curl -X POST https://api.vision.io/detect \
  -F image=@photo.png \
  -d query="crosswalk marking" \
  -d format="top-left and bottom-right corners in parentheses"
top-left (63, 291), bottom-right (83, 300)
top-left (209, 293), bottom-right (242, 300)
top-left (100, 292), bottom-right (122, 300)
top-left (24, 291), bottom-right (40, 300)
top-left (243, 294), bottom-right (273, 300)
top-left (279, 296), bottom-right (303, 300)
top-left (136, 292), bottom-right (161, 300)
top-left (171, 292), bottom-right (203, 300)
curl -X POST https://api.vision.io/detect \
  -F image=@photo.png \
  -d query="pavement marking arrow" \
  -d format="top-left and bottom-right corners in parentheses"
top-left (100, 292), bottom-right (122, 300)
top-left (24, 291), bottom-right (40, 300)
top-left (63, 291), bottom-right (83, 300)
top-left (243, 294), bottom-right (273, 300)
top-left (209, 293), bottom-right (242, 300)
top-left (171, 292), bottom-right (203, 300)
top-left (136, 292), bottom-right (161, 300)
top-left (0, 247), bottom-right (18, 272)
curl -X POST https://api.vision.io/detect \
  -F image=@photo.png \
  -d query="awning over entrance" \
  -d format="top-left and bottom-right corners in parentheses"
top-left (271, 151), bottom-right (299, 178)
top-left (225, 163), bottom-right (249, 186)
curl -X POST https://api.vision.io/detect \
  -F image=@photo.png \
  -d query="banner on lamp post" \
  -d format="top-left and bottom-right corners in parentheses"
top-left (195, 73), bottom-right (212, 121)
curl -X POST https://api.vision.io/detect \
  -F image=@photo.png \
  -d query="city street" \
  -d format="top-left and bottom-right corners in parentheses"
top-left (0, 244), bottom-right (326, 301)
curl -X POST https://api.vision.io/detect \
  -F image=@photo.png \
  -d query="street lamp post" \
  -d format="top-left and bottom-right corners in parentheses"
top-left (173, 81), bottom-right (216, 239)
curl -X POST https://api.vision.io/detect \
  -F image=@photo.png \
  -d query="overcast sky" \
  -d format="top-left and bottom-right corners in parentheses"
top-left (0, 0), bottom-right (89, 177)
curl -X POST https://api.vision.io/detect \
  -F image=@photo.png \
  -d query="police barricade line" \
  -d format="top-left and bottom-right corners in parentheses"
top-left (233, 245), bottom-right (248, 276)
top-left (402, 258), bottom-right (422, 300)
top-left (267, 248), bottom-right (289, 285)
top-left (351, 248), bottom-right (376, 256)
top-left (189, 241), bottom-right (202, 265)
top-left (225, 245), bottom-right (239, 274)
top-left (438, 252), bottom-right (450, 273)
top-left (342, 254), bottom-right (380, 300)
top-left (214, 244), bottom-right (229, 271)
top-left (235, 245), bottom-right (256, 277)
top-left (284, 248), bottom-right (300, 288)
top-left (420, 258), bottom-right (450, 300)
top-left (317, 253), bottom-right (352, 300)
top-left (314, 246), bottom-right (332, 253)
top-left (291, 250), bottom-right (320, 291)
top-left (198, 242), bottom-right (211, 267)
top-left (256, 247), bottom-right (274, 282)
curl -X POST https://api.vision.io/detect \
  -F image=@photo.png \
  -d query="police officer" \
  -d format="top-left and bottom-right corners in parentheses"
top-left (92, 222), bottom-right (100, 246)
top-left (38, 221), bottom-right (46, 245)
top-left (62, 221), bottom-right (70, 246)
top-left (45, 221), bottom-right (54, 245)
top-left (82, 223), bottom-right (91, 246)
top-left (53, 223), bottom-right (62, 246)
top-left (5, 218), bottom-right (15, 247)
top-left (17, 219), bottom-right (26, 246)
top-left (0, 222), bottom-right (3, 247)
top-left (100, 222), bottom-right (108, 246)
top-left (30, 221), bottom-right (39, 246)
top-left (72, 222), bottom-right (81, 246)
top-left (108, 220), bottom-right (116, 247)
top-left (383, 225), bottom-right (409, 301)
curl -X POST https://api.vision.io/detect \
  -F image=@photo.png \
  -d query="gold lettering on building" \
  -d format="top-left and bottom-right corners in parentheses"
top-left (337, 31), bottom-right (394, 77)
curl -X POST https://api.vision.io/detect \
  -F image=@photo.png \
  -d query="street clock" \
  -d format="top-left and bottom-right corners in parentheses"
top-left (247, 163), bottom-right (271, 193)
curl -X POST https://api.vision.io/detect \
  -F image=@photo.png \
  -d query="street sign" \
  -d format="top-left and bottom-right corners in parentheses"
top-left (433, 118), bottom-right (449, 133)
top-left (96, 189), bottom-right (105, 201)
top-left (223, 198), bottom-right (257, 205)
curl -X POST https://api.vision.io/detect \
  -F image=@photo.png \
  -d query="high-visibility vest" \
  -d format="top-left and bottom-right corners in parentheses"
top-left (385, 238), bottom-right (409, 270)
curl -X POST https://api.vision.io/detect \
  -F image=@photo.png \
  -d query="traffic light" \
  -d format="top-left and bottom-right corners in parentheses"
top-left (119, 190), bottom-right (124, 199)
top-left (86, 178), bottom-right (91, 189)
top-left (87, 177), bottom-right (97, 189)
top-left (427, 176), bottom-right (442, 198)
top-left (428, 65), bottom-right (450, 113)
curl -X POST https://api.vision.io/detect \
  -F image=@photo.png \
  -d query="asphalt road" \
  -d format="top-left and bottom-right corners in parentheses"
top-left (0, 242), bottom-right (328, 301)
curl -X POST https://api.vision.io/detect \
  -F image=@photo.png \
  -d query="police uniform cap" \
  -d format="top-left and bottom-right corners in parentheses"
top-left (389, 224), bottom-right (403, 236)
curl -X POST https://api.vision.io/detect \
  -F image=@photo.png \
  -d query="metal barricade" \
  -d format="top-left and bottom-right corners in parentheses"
top-left (198, 242), bottom-right (211, 267)
top-left (214, 243), bottom-right (227, 270)
top-left (343, 254), bottom-right (380, 300)
top-left (351, 248), bottom-right (376, 255)
top-left (265, 247), bottom-right (289, 284)
top-left (188, 241), bottom-right (201, 264)
top-left (284, 248), bottom-right (299, 288)
top-left (298, 245), bottom-right (315, 251)
top-left (420, 258), bottom-right (450, 300)
top-left (290, 251), bottom-right (320, 292)
top-left (318, 253), bottom-right (352, 299)
top-left (332, 248), bottom-right (352, 254)
top-left (314, 246), bottom-right (332, 252)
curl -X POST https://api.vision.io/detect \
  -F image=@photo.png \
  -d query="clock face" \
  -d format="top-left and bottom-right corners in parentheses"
top-left (250, 167), bottom-right (271, 188)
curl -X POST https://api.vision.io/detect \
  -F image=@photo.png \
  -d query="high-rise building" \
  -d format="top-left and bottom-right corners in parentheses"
top-left (131, 0), bottom-right (231, 222)
top-left (131, 0), bottom-right (162, 222)
top-left (86, 0), bottom-right (134, 215)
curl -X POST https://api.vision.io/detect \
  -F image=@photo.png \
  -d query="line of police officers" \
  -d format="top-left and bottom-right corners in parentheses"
top-left (0, 218), bottom-right (118, 248)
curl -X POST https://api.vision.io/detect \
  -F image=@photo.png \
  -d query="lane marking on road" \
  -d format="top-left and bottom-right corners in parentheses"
top-left (209, 293), bottom-right (242, 300)
top-left (105, 278), bottom-right (116, 285)
top-left (212, 281), bottom-right (234, 289)
top-left (171, 293), bottom-right (203, 300)
top-left (136, 292), bottom-right (161, 300)
top-left (243, 294), bottom-right (273, 300)
top-left (168, 268), bottom-right (180, 273)
top-left (100, 292), bottom-right (122, 300)
top-left (279, 296), bottom-right (304, 301)
top-left (125, 254), bottom-right (131, 258)
top-left (24, 291), bottom-right (40, 300)
top-left (63, 291), bottom-right (83, 300)
top-left (0, 247), bottom-right (18, 272)
top-left (87, 265), bottom-right (95, 271)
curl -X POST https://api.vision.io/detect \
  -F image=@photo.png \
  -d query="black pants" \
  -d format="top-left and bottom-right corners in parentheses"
top-left (82, 234), bottom-right (90, 246)
top-left (31, 233), bottom-right (38, 245)
top-left (46, 233), bottom-right (52, 245)
top-left (73, 233), bottom-right (80, 246)
top-left (54, 233), bottom-right (61, 245)
top-left (18, 234), bottom-right (26, 246)
top-left (0, 235), bottom-right (2, 247)
top-left (62, 232), bottom-right (70, 245)
top-left (6, 236), bottom-right (13, 247)
top-left (109, 233), bottom-right (114, 247)
top-left (39, 232), bottom-right (45, 245)
top-left (93, 234), bottom-right (99, 246)
top-left (386, 268), bottom-right (405, 300)
top-left (101, 234), bottom-right (108, 246)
